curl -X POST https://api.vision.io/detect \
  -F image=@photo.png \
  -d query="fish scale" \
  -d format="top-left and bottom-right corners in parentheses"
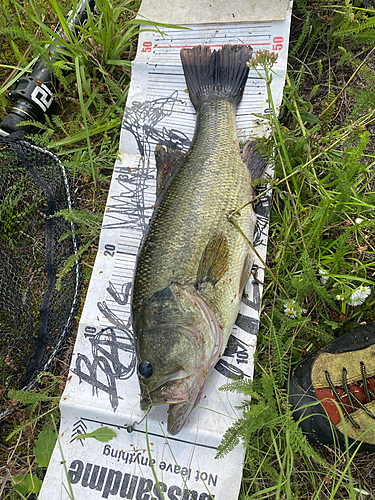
top-left (133, 98), bottom-right (255, 334)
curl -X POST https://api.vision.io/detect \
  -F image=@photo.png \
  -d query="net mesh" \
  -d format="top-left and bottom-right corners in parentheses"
top-left (0, 132), bottom-right (81, 419)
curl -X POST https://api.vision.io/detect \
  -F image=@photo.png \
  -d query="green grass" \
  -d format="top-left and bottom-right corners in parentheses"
top-left (1, 0), bottom-right (375, 498)
top-left (225, 2), bottom-right (375, 497)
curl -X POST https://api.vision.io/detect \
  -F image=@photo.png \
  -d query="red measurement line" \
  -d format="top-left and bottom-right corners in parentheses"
top-left (154, 43), bottom-right (271, 48)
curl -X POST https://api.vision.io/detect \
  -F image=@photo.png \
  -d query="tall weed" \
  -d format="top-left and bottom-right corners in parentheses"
top-left (219, 2), bottom-right (375, 497)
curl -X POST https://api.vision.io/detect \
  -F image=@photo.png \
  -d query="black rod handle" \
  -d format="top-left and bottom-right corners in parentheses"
top-left (0, 0), bottom-right (96, 134)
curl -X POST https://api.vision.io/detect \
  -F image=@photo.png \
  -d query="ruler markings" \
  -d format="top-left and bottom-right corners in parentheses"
top-left (153, 28), bottom-right (272, 39)
top-left (106, 21), bottom-right (273, 328)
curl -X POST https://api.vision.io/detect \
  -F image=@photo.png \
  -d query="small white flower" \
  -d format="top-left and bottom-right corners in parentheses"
top-left (319, 269), bottom-right (329, 286)
top-left (284, 300), bottom-right (298, 319)
top-left (349, 286), bottom-right (371, 306)
top-left (355, 217), bottom-right (363, 225)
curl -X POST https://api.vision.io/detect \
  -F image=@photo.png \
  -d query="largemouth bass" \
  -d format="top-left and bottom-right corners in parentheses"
top-left (131, 45), bottom-right (266, 434)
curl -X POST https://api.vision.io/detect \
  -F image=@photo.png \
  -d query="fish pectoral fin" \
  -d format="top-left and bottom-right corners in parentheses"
top-left (155, 144), bottom-right (185, 197)
top-left (196, 234), bottom-right (229, 289)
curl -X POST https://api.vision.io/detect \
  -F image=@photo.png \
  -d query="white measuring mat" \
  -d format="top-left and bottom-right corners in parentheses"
top-left (40, 2), bottom-right (292, 499)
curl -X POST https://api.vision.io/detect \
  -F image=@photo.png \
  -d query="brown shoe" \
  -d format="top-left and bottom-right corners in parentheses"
top-left (288, 323), bottom-right (375, 452)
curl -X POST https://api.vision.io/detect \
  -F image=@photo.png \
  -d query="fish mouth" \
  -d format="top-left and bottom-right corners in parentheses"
top-left (167, 383), bottom-right (203, 435)
top-left (140, 372), bottom-right (193, 410)
top-left (141, 372), bottom-right (206, 435)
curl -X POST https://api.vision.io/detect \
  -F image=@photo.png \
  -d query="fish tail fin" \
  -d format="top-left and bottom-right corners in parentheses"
top-left (180, 45), bottom-right (253, 110)
top-left (242, 140), bottom-right (268, 180)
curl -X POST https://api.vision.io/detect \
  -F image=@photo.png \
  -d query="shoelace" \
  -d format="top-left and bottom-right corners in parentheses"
top-left (325, 362), bottom-right (375, 429)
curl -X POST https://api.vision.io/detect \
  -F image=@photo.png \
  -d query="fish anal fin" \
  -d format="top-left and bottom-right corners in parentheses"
top-left (197, 234), bottom-right (229, 289)
top-left (239, 252), bottom-right (254, 297)
top-left (155, 144), bottom-right (185, 197)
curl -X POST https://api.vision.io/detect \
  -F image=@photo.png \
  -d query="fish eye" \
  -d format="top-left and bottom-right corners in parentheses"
top-left (138, 361), bottom-right (153, 378)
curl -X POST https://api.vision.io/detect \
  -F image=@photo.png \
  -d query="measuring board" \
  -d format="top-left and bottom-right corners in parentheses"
top-left (40, 3), bottom-right (292, 499)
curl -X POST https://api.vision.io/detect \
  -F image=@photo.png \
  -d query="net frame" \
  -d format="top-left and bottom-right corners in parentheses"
top-left (0, 131), bottom-right (81, 421)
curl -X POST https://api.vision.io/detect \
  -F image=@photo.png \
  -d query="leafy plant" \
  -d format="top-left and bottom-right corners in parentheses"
top-left (7, 372), bottom-right (62, 441)
top-left (4, 374), bottom-right (60, 498)
top-left (12, 427), bottom-right (57, 496)
top-left (76, 426), bottom-right (117, 442)
top-left (13, 472), bottom-right (43, 496)
top-left (33, 428), bottom-right (58, 468)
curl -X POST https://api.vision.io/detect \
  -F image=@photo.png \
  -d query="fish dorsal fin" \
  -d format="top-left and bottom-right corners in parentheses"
top-left (197, 234), bottom-right (229, 289)
top-left (155, 144), bottom-right (185, 197)
top-left (241, 141), bottom-right (268, 181)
